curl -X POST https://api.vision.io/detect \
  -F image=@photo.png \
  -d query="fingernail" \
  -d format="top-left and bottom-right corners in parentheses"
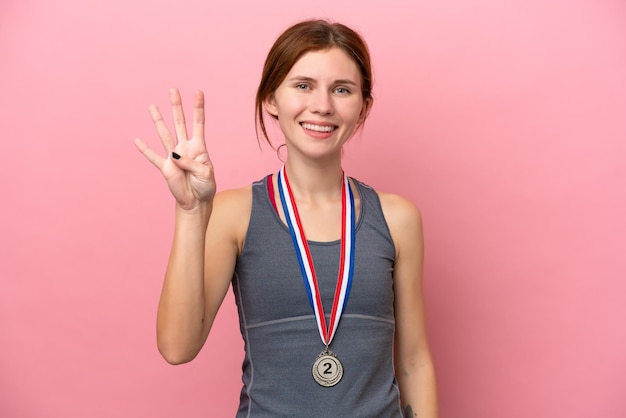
top-left (172, 152), bottom-right (181, 160)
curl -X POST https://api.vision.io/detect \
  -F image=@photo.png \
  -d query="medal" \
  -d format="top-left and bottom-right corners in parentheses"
top-left (277, 165), bottom-right (356, 388)
top-left (312, 347), bottom-right (343, 387)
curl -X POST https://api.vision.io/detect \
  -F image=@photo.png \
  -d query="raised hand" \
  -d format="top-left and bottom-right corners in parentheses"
top-left (134, 89), bottom-right (216, 211)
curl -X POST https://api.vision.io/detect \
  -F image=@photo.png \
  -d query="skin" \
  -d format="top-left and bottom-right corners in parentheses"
top-left (135, 47), bottom-right (437, 417)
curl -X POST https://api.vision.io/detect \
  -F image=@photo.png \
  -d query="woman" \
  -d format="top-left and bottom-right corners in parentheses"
top-left (135, 19), bottom-right (438, 417)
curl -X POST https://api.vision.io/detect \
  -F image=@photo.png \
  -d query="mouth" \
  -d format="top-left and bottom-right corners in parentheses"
top-left (300, 122), bottom-right (338, 133)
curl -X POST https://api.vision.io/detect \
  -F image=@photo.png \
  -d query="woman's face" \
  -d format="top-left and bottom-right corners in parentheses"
top-left (264, 47), bottom-right (370, 161)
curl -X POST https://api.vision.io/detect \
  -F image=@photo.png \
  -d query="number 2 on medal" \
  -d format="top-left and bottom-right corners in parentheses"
top-left (323, 362), bottom-right (333, 375)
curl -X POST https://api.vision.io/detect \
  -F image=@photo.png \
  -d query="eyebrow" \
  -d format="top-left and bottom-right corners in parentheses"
top-left (288, 76), bottom-right (359, 86)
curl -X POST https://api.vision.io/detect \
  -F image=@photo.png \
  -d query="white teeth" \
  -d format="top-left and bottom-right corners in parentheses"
top-left (301, 123), bottom-right (335, 132)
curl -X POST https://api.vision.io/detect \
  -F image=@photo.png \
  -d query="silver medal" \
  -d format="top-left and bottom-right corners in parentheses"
top-left (312, 348), bottom-right (343, 387)
top-left (278, 167), bottom-right (354, 388)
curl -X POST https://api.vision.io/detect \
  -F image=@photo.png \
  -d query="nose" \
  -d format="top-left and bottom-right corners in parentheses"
top-left (309, 90), bottom-right (334, 115)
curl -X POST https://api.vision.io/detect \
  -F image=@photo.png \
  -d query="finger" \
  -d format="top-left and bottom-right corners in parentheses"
top-left (170, 151), bottom-right (212, 178)
top-left (169, 88), bottom-right (189, 142)
top-left (149, 105), bottom-right (175, 151)
top-left (134, 138), bottom-right (165, 170)
top-left (191, 90), bottom-right (205, 144)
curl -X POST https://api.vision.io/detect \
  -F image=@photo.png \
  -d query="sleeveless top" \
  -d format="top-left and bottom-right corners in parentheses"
top-left (231, 175), bottom-right (403, 417)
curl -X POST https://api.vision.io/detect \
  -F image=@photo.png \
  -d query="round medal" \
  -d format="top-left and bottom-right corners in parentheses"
top-left (312, 350), bottom-right (343, 387)
top-left (278, 167), bottom-right (354, 388)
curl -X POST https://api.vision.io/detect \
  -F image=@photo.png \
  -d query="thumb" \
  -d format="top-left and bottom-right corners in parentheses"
top-left (170, 151), bottom-right (212, 177)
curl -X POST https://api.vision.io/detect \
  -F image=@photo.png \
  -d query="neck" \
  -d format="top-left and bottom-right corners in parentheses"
top-left (283, 158), bottom-right (344, 201)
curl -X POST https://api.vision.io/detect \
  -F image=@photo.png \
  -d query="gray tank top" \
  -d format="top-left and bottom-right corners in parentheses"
top-left (232, 175), bottom-right (403, 417)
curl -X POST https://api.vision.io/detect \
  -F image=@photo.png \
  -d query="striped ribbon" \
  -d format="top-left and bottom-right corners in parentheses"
top-left (277, 165), bottom-right (356, 346)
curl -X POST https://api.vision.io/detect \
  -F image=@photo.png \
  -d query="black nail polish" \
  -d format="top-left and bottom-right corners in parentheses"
top-left (172, 152), bottom-right (181, 160)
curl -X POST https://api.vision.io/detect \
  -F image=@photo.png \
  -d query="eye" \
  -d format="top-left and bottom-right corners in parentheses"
top-left (335, 87), bottom-right (350, 95)
top-left (295, 83), bottom-right (310, 90)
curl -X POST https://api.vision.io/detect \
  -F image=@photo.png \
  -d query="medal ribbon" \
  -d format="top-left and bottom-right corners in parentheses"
top-left (277, 165), bottom-right (356, 346)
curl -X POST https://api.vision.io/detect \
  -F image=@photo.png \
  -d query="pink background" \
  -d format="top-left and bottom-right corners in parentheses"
top-left (1, 0), bottom-right (625, 416)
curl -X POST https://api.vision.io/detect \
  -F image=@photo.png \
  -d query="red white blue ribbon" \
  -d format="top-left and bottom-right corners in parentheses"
top-left (277, 165), bottom-right (356, 346)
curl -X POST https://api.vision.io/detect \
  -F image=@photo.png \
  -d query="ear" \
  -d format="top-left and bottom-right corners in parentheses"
top-left (263, 94), bottom-right (279, 118)
top-left (358, 97), bottom-right (373, 124)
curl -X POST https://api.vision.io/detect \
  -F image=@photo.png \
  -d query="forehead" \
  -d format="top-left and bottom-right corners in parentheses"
top-left (285, 47), bottom-right (361, 84)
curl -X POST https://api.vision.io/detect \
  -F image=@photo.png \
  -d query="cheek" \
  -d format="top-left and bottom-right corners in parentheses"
top-left (339, 101), bottom-right (365, 124)
top-left (274, 91), bottom-right (306, 116)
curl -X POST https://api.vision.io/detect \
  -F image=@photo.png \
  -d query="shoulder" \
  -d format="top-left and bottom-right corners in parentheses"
top-left (377, 192), bottom-right (423, 231)
top-left (353, 180), bottom-right (421, 221)
top-left (208, 185), bottom-right (253, 252)
top-left (214, 185), bottom-right (253, 209)
top-left (376, 192), bottom-right (424, 258)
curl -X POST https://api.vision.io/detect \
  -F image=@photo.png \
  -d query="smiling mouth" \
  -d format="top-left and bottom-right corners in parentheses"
top-left (300, 122), bottom-right (337, 133)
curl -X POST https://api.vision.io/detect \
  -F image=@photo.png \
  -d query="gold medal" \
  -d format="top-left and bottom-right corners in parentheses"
top-left (312, 348), bottom-right (343, 387)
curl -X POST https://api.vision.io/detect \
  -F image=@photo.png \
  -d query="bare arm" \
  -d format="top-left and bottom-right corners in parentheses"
top-left (135, 89), bottom-right (242, 364)
top-left (155, 189), bottom-right (247, 364)
top-left (380, 193), bottom-right (438, 417)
